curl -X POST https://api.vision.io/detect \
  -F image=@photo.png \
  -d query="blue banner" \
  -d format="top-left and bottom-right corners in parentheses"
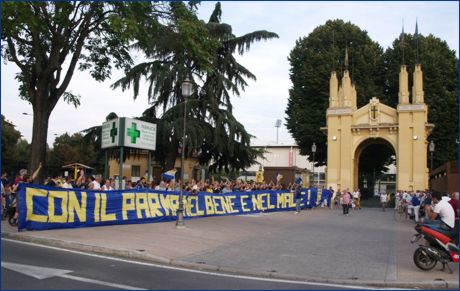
top-left (18, 183), bottom-right (331, 231)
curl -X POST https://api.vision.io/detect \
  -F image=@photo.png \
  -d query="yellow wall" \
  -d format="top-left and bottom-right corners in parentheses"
top-left (108, 155), bottom-right (198, 182)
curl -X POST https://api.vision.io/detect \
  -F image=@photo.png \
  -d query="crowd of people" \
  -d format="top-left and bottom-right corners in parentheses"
top-left (2, 167), bottom-right (457, 231)
top-left (393, 190), bottom-right (458, 224)
top-left (1, 167), bottom-right (309, 196)
top-left (330, 188), bottom-right (362, 216)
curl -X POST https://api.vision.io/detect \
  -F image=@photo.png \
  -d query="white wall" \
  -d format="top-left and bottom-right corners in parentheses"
top-left (246, 144), bottom-right (325, 173)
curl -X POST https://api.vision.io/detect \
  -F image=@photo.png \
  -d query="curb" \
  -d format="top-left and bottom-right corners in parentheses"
top-left (2, 232), bottom-right (458, 289)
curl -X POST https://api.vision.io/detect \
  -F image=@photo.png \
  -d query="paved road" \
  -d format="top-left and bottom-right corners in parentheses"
top-left (2, 240), bottom-right (377, 290)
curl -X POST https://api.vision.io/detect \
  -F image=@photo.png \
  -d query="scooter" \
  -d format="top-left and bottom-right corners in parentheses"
top-left (411, 223), bottom-right (458, 273)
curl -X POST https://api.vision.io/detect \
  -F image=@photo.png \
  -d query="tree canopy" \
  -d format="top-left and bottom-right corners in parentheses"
top-left (383, 34), bottom-right (458, 168)
top-left (1, 1), bottom-right (183, 183)
top-left (286, 19), bottom-right (384, 167)
top-left (113, 2), bottom-right (278, 173)
top-left (286, 19), bottom-right (458, 176)
top-left (1, 115), bottom-right (30, 176)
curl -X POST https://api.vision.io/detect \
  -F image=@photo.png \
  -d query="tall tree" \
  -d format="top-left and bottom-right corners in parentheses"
top-left (1, 115), bottom-right (30, 175)
top-left (113, 2), bottom-right (277, 173)
top-left (2, 1), bottom-right (171, 183)
top-left (383, 34), bottom-right (458, 168)
top-left (285, 19), bottom-right (385, 167)
top-left (47, 132), bottom-right (98, 177)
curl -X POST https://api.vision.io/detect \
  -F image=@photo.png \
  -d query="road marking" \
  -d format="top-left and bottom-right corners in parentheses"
top-left (2, 239), bottom-right (409, 290)
top-left (59, 274), bottom-right (146, 290)
top-left (2, 261), bottom-right (146, 290)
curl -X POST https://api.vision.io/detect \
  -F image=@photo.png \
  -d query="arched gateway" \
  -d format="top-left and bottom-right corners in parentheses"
top-left (322, 62), bottom-right (434, 192)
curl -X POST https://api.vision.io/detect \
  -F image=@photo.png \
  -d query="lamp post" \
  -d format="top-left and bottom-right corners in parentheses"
top-left (176, 77), bottom-right (192, 228)
top-left (275, 119), bottom-right (281, 144)
top-left (311, 142), bottom-right (316, 188)
top-left (429, 140), bottom-right (435, 172)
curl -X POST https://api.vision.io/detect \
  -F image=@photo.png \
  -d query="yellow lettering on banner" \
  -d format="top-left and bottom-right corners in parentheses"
top-left (122, 193), bottom-right (135, 220)
top-left (26, 188), bottom-right (48, 223)
top-left (48, 190), bottom-right (68, 223)
top-left (276, 193), bottom-right (285, 208)
top-left (213, 197), bottom-right (224, 215)
top-left (221, 196), bottom-right (233, 213)
top-left (307, 189), bottom-right (311, 206)
top-left (147, 193), bottom-right (163, 217)
top-left (251, 194), bottom-right (264, 211)
top-left (160, 194), bottom-right (172, 216)
top-left (170, 195), bottom-right (179, 216)
top-left (185, 196), bottom-right (194, 217)
top-left (136, 193), bottom-right (151, 219)
top-left (94, 193), bottom-right (100, 222)
top-left (68, 191), bottom-right (86, 223)
top-left (101, 194), bottom-right (116, 222)
top-left (287, 192), bottom-right (295, 207)
top-left (226, 196), bottom-right (238, 213)
top-left (266, 193), bottom-right (275, 209)
top-left (204, 196), bottom-right (215, 215)
top-left (240, 195), bottom-right (250, 212)
top-left (194, 197), bottom-right (204, 216)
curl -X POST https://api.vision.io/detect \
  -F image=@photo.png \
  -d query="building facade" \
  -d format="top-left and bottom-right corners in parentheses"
top-left (322, 57), bottom-right (433, 192)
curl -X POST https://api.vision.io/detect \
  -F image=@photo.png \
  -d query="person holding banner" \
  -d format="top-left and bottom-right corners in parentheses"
top-left (294, 183), bottom-right (302, 214)
top-left (136, 177), bottom-right (147, 189)
top-left (88, 175), bottom-right (102, 190)
top-left (101, 178), bottom-right (114, 191)
top-left (10, 163), bottom-right (42, 226)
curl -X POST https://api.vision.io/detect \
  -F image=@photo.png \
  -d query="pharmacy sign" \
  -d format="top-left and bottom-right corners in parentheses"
top-left (101, 118), bottom-right (156, 150)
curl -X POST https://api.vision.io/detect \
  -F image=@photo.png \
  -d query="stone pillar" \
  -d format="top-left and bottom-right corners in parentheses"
top-left (398, 65), bottom-right (409, 104)
top-left (412, 64), bottom-right (424, 104)
top-left (329, 71), bottom-right (339, 108)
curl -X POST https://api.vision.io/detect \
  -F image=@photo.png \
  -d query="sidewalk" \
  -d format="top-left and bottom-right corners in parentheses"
top-left (2, 208), bottom-right (458, 289)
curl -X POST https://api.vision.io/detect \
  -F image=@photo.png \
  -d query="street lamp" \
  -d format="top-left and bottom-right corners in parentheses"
top-left (176, 77), bottom-right (192, 228)
top-left (429, 140), bottom-right (435, 172)
top-left (311, 142), bottom-right (316, 188)
top-left (275, 119), bottom-right (281, 144)
top-left (22, 112), bottom-right (32, 116)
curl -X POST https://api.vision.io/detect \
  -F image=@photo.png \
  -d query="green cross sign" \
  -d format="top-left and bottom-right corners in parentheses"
top-left (127, 122), bottom-right (141, 143)
top-left (110, 122), bottom-right (118, 143)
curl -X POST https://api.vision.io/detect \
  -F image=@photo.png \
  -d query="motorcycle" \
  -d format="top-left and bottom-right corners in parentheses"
top-left (411, 224), bottom-right (458, 273)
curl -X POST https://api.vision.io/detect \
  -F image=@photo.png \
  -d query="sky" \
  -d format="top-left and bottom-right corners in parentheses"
top-left (1, 1), bottom-right (458, 148)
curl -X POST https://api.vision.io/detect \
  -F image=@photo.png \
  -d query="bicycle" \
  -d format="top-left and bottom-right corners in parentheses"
top-left (394, 202), bottom-right (408, 222)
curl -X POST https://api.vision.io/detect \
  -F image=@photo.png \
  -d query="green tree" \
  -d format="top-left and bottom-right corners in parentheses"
top-left (383, 34), bottom-right (458, 168)
top-left (285, 19), bottom-right (385, 167)
top-left (2, 1), bottom-right (172, 183)
top-left (1, 115), bottom-right (30, 175)
top-left (114, 2), bottom-right (276, 173)
top-left (47, 132), bottom-right (98, 176)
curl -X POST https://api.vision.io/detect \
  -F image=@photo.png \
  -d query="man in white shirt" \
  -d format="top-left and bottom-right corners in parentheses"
top-left (403, 191), bottom-right (412, 204)
top-left (424, 192), bottom-right (455, 236)
top-left (380, 192), bottom-right (388, 211)
top-left (88, 175), bottom-right (102, 190)
top-left (62, 177), bottom-right (73, 189)
top-left (352, 189), bottom-right (361, 210)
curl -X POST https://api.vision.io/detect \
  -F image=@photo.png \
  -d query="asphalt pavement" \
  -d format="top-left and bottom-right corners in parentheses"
top-left (2, 239), bottom-right (372, 290)
top-left (1, 207), bottom-right (458, 289)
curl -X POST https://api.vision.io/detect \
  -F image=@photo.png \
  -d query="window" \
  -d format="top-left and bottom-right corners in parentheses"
top-left (131, 165), bottom-right (140, 177)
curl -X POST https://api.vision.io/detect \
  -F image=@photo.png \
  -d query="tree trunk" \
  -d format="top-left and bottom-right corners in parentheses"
top-left (164, 147), bottom-right (178, 174)
top-left (30, 95), bottom-right (50, 184)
